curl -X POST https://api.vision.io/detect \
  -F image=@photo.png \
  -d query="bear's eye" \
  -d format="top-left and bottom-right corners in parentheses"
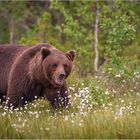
top-left (64, 64), bottom-right (68, 68)
top-left (52, 63), bottom-right (58, 68)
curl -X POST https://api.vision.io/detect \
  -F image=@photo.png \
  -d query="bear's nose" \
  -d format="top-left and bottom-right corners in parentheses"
top-left (59, 73), bottom-right (66, 80)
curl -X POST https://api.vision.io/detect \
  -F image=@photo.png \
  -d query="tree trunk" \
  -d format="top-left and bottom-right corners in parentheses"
top-left (93, 0), bottom-right (99, 74)
top-left (9, 16), bottom-right (14, 44)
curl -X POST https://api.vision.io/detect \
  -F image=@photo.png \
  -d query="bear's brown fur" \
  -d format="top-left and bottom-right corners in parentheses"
top-left (0, 43), bottom-right (75, 109)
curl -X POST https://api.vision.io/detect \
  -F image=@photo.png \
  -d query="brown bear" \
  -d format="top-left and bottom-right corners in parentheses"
top-left (0, 43), bottom-right (76, 109)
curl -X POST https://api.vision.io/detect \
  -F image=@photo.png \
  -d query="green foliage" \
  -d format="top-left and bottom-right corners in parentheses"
top-left (0, 1), bottom-right (140, 74)
top-left (104, 56), bottom-right (139, 80)
top-left (101, 0), bottom-right (137, 57)
top-left (123, 45), bottom-right (140, 60)
top-left (20, 12), bottom-right (53, 45)
top-left (0, 18), bottom-right (9, 43)
top-left (52, 0), bottom-right (95, 44)
top-left (0, 1), bottom-right (28, 43)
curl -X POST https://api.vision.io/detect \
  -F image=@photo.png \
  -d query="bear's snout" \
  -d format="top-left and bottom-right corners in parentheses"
top-left (51, 72), bottom-right (66, 87)
top-left (54, 73), bottom-right (66, 85)
top-left (59, 73), bottom-right (66, 81)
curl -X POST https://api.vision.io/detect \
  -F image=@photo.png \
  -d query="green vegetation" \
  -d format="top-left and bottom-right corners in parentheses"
top-left (0, 0), bottom-right (140, 139)
top-left (0, 74), bottom-right (140, 138)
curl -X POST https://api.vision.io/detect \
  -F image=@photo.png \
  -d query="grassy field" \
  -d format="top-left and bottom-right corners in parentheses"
top-left (0, 75), bottom-right (140, 139)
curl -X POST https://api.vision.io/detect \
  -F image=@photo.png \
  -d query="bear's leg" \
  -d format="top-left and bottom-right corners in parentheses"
top-left (6, 80), bottom-right (43, 109)
top-left (6, 95), bottom-right (22, 109)
top-left (58, 82), bottom-right (70, 108)
top-left (44, 82), bottom-right (70, 109)
top-left (6, 81), bottom-right (32, 109)
top-left (23, 84), bottom-right (44, 104)
top-left (0, 93), bottom-right (3, 103)
top-left (50, 90), bottom-right (70, 109)
top-left (0, 93), bottom-right (6, 104)
top-left (6, 70), bottom-right (31, 109)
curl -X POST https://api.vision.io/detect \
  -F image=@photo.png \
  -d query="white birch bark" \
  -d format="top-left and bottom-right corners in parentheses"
top-left (94, 0), bottom-right (99, 74)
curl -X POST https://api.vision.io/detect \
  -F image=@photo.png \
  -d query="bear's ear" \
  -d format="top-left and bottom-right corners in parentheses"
top-left (41, 47), bottom-right (51, 59)
top-left (66, 50), bottom-right (76, 61)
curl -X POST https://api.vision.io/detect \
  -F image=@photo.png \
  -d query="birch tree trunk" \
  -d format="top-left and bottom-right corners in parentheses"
top-left (9, 16), bottom-right (14, 44)
top-left (94, 0), bottom-right (99, 74)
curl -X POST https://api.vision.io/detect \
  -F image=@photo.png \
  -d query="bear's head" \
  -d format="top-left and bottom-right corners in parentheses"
top-left (29, 44), bottom-right (76, 88)
top-left (40, 47), bottom-right (76, 88)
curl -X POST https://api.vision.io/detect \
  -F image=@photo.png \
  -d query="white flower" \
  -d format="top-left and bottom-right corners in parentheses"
top-left (45, 127), bottom-right (50, 131)
top-left (64, 116), bottom-right (68, 121)
top-left (71, 120), bottom-right (74, 124)
top-left (34, 96), bottom-right (37, 99)
top-left (115, 74), bottom-right (121, 78)
top-left (121, 100), bottom-right (124, 103)
top-left (1, 112), bottom-right (7, 116)
top-left (79, 123), bottom-right (82, 126)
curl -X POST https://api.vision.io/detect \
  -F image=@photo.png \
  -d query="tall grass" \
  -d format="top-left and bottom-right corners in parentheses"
top-left (0, 73), bottom-right (140, 139)
top-left (0, 93), bottom-right (139, 138)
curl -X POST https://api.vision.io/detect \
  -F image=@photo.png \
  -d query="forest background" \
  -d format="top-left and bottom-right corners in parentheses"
top-left (0, 0), bottom-right (140, 139)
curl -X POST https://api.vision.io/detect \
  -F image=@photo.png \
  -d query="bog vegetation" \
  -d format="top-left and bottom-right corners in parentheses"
top-left (0, 0), bottom-right (140, 139)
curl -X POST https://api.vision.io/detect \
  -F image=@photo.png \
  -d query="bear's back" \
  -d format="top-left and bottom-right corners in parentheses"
top-left (0, 45), bottom-right (25, 93)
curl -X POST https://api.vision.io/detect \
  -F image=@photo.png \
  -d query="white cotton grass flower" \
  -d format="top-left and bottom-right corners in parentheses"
top-left (45, 127), bottom-right (50, 131)
top-left (71, 120), bottom-right (74, 124)
top-left (64, 116), bottom-right (69, 121)
top-left (115, 74), bottom-right (121, 78)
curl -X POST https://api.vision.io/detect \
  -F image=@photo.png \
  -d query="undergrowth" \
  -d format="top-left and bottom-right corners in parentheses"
top-left (0, 71), bottom-right (140, 139)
